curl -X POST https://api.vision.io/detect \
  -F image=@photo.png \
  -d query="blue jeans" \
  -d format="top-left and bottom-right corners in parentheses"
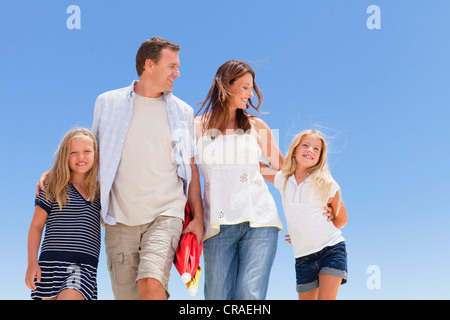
top-left (203, 222), bottom-right (278, 300)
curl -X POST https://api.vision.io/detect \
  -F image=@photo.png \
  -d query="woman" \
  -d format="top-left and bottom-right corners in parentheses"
top-left (195, 60), bottom-right (284, 299)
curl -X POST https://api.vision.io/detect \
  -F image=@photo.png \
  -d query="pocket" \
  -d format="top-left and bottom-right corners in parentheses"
top-left (109, 252), bottom-right (138, 287)
top-left (107, 256), bottom-right (113, 272)
top-left (105, 224), bottom-right (122, 250)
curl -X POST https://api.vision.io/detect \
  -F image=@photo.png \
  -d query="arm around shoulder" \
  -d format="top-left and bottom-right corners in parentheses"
top-left (36, 170), bottom-right (51, 197)
top-left (251, 117), bottom-right (284, 171)
top-left (260, 162), bottom-right (278, 184)
top-left (91, 94), bottom-right (105, 139)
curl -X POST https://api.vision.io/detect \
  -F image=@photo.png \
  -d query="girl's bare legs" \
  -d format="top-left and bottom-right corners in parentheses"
top-left (317, 274), bottom-right (341, 300)
top-left (298, 274), bottom-right (342, 300)
top-left (298, 288), bottom-right (318, 300)
top-left (42, 289), bottom-right (84, 300)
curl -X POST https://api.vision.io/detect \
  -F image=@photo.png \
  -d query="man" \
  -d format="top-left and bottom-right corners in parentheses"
top-left (39, 37), bottom-right (203, 300)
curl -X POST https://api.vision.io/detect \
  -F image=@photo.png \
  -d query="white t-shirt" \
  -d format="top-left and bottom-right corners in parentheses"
top-left (108, 94), bottom-right (186, 226)
top-left (274, 171), bottom-right (344, 258)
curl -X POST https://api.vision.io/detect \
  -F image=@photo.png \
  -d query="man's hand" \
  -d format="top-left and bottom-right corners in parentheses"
top-left (183, 216), bottom-right (204, 247)
top-left (35, 170), bottom-right (51, 197)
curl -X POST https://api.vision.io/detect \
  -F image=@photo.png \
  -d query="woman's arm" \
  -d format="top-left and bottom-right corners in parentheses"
top-left (252, 118), bottom-right (284, 185)
top-left (259, 162), bottom-right (278, 184)
top-left (252, 117), bottom-right (284, 170)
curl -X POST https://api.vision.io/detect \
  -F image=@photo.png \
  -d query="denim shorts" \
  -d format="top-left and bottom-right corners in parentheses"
top-left (295, 241), bottom-right (347, 293)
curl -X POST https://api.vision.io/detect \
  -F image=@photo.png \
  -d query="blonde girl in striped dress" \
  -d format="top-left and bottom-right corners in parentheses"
top-left (25, 128), bottom-right (101, 300)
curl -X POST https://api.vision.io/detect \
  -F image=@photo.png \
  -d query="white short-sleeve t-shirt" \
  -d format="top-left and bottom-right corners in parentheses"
top-left (274, 171), bottom-right (344, 258)
top-left (109, 94), bottom-right (186, 226)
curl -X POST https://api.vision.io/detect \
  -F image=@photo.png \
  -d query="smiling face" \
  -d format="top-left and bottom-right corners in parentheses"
top-left (228, 72), bottom-right (254, 110)
top-left (294, 134), bottom-right (323, 169)
top-left (147, 47), bottom-right (180, 93)
top-left (68, 136), bottom-right (95, 177)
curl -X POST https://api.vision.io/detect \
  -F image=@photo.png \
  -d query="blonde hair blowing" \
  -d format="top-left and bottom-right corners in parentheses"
top-left (45, 128), bottom-right (100, 210)
top-left (281, 129), bottom-right (342, 215)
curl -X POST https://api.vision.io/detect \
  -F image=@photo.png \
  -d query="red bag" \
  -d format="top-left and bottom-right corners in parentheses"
top-left (174, 203), bottom-right (203, 283)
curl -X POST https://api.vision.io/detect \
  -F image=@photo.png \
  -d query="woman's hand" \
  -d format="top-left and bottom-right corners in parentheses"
top-left (323, 197), bottom-right (334, 222)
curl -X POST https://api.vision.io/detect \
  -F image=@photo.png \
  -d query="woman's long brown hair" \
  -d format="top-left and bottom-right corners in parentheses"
top-left (196, 60), bottom-right (263, 135)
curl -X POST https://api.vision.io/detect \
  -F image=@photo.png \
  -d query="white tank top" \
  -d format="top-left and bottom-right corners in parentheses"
top-left (196, 133), bottom-right (282, 240)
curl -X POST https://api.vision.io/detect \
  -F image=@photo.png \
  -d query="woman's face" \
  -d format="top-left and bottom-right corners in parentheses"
top-left (228, 72), bottom-right (254, 110)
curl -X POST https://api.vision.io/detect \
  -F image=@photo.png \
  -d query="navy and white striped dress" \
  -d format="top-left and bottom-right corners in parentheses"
top-left (32, 183), bottom-right (101, 300)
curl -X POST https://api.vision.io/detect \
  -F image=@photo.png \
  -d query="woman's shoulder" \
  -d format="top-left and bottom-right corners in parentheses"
top-left (249, 117), bottom-right (274, 141)
top-left (194, 115), bottom-right (205, 139)
top-left (249, 116), bottom-right (270, 130)
top-left (194, 115), bottom-right (203, 125)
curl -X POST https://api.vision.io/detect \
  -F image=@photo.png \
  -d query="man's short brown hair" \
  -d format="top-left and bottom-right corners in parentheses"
top-left (135, 37), bottom-right (180, 76)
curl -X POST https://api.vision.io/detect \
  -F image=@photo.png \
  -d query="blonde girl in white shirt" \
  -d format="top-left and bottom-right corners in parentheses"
top-left (262, 129), bottom-right (348, 300)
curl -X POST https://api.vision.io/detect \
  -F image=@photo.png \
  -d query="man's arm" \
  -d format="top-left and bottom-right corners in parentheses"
top-left (91, 94), bottom-right (103, 140)
top-left (36, 170), bottom-right (50, 197)
top-left (184, 157), bottom-right (204, 244)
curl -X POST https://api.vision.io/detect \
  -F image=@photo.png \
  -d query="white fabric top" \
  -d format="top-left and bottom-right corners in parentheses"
top-left (197, 133), bottom-right (282, 240)
top-left (274, 171), bottom-right (344, 258)
top-left (108, 94), bottom-right (186, 226)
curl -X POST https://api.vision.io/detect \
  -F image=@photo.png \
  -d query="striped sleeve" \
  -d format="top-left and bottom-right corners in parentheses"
top-left (35, 189), bottom-right (53, 214)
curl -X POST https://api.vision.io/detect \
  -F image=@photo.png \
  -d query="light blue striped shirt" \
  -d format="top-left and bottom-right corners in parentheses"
top-left (92, 80), bottom-right (196, 225)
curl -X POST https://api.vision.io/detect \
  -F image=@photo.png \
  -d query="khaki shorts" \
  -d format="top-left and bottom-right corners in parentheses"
top-left (105, 215), bottom-right (183, 300)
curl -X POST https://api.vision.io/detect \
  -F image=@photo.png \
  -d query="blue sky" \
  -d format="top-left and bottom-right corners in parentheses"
top-left (1, 0), bottom-right (449, 300)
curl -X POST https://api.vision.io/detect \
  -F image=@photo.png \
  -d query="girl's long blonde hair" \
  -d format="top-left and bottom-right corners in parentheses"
top-left (281, 130), bottom-right (342, 214)
top-left (45, 128), bottom-right (100, 210)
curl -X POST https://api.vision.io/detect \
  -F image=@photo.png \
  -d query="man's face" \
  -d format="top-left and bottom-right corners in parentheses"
top-left (148, 48), bottom-right (180, 93)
